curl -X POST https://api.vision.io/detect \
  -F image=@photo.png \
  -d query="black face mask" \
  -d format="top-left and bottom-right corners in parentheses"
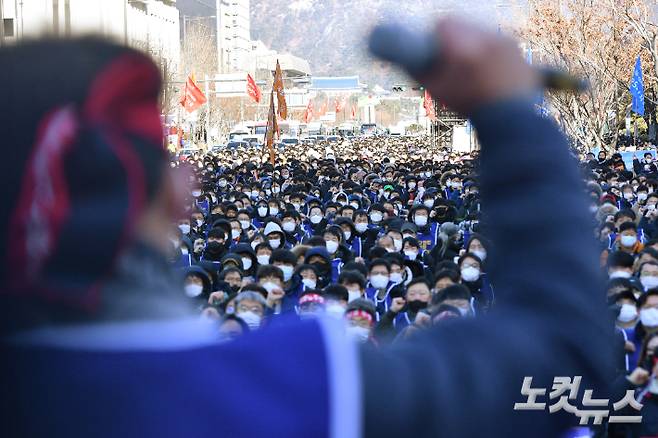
top-left (206, 241), bottom-right (224, 254)
top-left (407, 300), bottom-right (428, 313)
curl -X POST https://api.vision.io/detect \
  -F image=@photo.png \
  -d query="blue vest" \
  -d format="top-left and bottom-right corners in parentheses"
top-left (416, 222), bottom-right (439, 251)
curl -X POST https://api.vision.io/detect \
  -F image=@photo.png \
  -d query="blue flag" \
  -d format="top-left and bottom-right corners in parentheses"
top-left (631, 56), bottom-right (645, 116)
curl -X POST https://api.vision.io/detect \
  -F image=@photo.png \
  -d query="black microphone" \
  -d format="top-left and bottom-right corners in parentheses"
top-left (368, 23), bottom-right (588, 93)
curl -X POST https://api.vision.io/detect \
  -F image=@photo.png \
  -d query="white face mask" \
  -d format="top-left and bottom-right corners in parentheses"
top-left (282, 221), bottom-right (296, 232)
top-left (408, 182), bottom-right (417, 189)
top-left (609, 270), bottom-right (632, 280)
top-left (240, 220), bottom-right (250, 230)
top-left (344, 231), bottom-right (352, 241)
top-left (292, 203), bottom-right (301, 211)
top-left (346, 325), bottom-right (370, 342)
top-left (347, 289), bottom-right (362, 302)
top-left (370, 212), bottom-right (383, 223)
top-left (639, 193), bottom-right (648, 201)
top-left (269, 239), bottom-right (281, 249)
top-left (472, 249), bottom-right (487, 262)
top-left (620, 235), bottom-right (638, 248)
top-left (326, 240), bottom-right (339, 254)
top-left (192, 190), bottom-right (202, 197)
top-left (279, 265), bottom-right (294, 282)
top-left (423, 199), bottom-right (434, 208)
top-left (258, 207), bottom-right (268, 217)
top-left (370, 274), bottom-right (389, 289)
top-left (390, 272), bottom-right (403, 284)
top-left (302, 278), bottom-right (317, 289)
top-left (618, 304), bottom-right (638, 323)
top-left (640, 308), bottom-right (658, 327)
top-left (310, 215), bottom-right (323, 224)
top-left (178, 224), bottom-right (191, 235)
top-left (237, 310), bottom-right (262, 329)
top-left (461, 266), bottom-right (481, 282)
top-left (624, 192), bottom-right (635, 200)
top-left (414, 215), bottom-right (428, 227)
top-left (181, 247), bottom-right (189, 255)
top-left (218, 179), bottom-right (227, 187)
top-left (262, 281), bottom-right (279, 294)
top-left (196, 219), bottom-right (204, 228)
top-left (404, 250), bottom-right (418, 261)
top-left (642, 276), bottom-right (658, 291)
top-left (231, 229), bottom-right (241, 239)
top-left (270, 207), bottom-right (280, 216)
top-left (242, 257), bottom-right (253, 271)
top-left (184, 283), bottom-right (203, 298)
top-left (355, 223), bottom-right (369, 233)
top-left (393, 239), bottom-right (402, 252)
top-left (257, 254), bottom-right (270, 265)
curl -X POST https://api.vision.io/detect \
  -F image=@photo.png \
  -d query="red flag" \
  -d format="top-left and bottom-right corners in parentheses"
top-left (273, 60), bottom-right (288, 119)
top-left (351, 105), bottom-right (357, 119)
top-left (423, 89), bottom-right (436, 121)
top-left (302, 99), bottom-right (314, 123)
top-left (246, 73), bottom-right (261, 103)
top-left (180, 75), bottom-right (207, 113)
top-left (265, 91), bottom-right (278, 165)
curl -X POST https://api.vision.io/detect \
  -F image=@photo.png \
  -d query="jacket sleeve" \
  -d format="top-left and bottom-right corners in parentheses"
top-left (633, 158), bottom-right (642, 175)
top-left (360, 100), bottom-right (614, 438)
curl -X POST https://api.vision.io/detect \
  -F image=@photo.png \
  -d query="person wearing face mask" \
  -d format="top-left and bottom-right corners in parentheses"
top-left (613, 291), bottom-right (641, 371)
top-left (353, 210), bottom-right (379, 257)
top-left (271, 249), bottom-right (301, 313)
top-left (232, 291), bottom-right (267, 330)
top-left (345, 299), bottom-right (378, 345)
top-left (297, 265), bottom-right (320, 292)
top-left (303, 205), bottom-right (328, 238)
top-left (335, 217), bottom-right (362, 258)
top-left (614, 222), bottom-right (644, 256)
top-left (200, 228), bottom-right (228, 263)
top-left (182, 267), bottom-right (213, 309)
top-left (639, 261), bottom-right (658, 293)
top-left (368, 205), bottom-right (387, 231)
top-left (633, 152), bottom-right (658, 176)
top-left (464, 234), bottom-right (490, 266)
top-left (402, 176), bottom-right (419, 205)
top-left (255, 265), bottom-right (287, 315)
top-left (264, 222), bottom-right (287, 250)
top-left (252, 201), bottom-right (270, 229)
top-left (339, 271), bottom-right (368, 304)
top-left (233, 243), bottom-right (258, 282)
top-left (365, 259), bottom-right (396, 317)
top-left (280, 211), bottom-right (304, 246)
top-left (408, 205), bottom-right (439, 251)
top-left (402, 237), bottom-right (432, 270)
top-left (304, 247), bottom-right (333, 289)
top-left (323, 226), bottom-right (354, 283)
top-left (458, 253), bottom-right (494, 314)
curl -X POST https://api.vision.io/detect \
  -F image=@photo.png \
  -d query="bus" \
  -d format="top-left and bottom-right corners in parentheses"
top-left (360, 123), bottom-right (377, 136)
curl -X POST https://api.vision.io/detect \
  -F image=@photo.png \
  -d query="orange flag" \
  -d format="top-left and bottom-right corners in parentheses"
top-left (423, 89), bottom-right (436, 121)
top-left (180, 75), bottom-right (207, 113)
top-left (273, 60), bottom-right (288, 119)
top-left (265, 91), bottom-right (278, 165)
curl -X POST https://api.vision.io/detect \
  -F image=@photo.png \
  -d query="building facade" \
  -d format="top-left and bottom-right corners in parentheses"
top-left (0, 0), bottom-right (180, 70)
top-left (216, 0), bottom-right (250, 73)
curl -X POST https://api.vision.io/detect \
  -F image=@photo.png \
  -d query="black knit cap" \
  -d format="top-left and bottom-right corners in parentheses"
top-left (1, 38), bottom-right (165, 311)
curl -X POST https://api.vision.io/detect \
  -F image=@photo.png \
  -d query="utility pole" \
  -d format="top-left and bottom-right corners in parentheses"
top-left (204, 73), bottom-right (210, 146)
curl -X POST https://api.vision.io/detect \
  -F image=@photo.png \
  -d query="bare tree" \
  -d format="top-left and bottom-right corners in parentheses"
top-left (521, 0), bottom-right (643, 152)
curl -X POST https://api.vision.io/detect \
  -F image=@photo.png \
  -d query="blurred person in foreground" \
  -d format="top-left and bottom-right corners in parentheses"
top-left (0, 18), bottom-right (613, 438)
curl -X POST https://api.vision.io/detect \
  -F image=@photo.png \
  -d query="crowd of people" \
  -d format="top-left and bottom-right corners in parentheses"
top-left (165, 137), bottom-right (658, 436)
top-left (169, 137), bottom-right (485, 344)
